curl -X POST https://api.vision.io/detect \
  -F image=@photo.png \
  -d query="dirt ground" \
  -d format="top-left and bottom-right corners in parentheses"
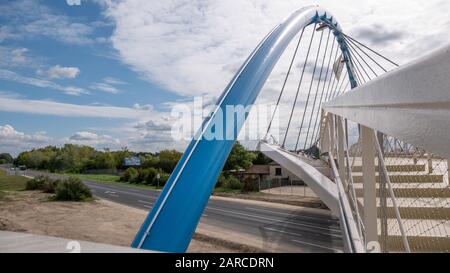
top-left (0, 191), bottom-right (234, 253)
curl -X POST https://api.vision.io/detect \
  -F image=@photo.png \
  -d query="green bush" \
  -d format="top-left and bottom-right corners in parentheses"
top-left (215, 173), bottom-right (226, 188)
top-left (120, 167), bottom-right (139, 183)
top-left (42, 179), bottom-right (61, 193)
top-left (156, 173), bottom-right (170, 187)
top-left (223, 175), bottom-right (242, 190)
top-left (25, 175), bottom-right (49, 191)
top-left (143, 167), bottom-right (158, 185)
top-left (242, 176), bottom-right (259, 192)
top-left (54, 177), bottom-right (92, 201)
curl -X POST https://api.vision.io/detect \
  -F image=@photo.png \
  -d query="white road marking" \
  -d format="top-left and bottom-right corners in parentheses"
top-left (138, 200), bottom-right (152, 205)
top-left (105, 191), bottom-right (119, 197)
top-left (244, 207), bottom-right (338, 223)
top-left (207, 207), bottom-right (342, 238)
top-left (262, 227), bottom-right (342, 252)
top-left (143, 205), bottom-right (152, 209)
top-left (291, 239), bottom-right (343, 253)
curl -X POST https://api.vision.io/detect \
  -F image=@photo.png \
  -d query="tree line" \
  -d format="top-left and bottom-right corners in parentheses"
top-left (7, 142), bottom-right (272, 190)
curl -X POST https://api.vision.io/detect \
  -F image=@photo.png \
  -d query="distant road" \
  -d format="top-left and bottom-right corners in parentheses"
top-left (21, 169), bottom-right (343, 252)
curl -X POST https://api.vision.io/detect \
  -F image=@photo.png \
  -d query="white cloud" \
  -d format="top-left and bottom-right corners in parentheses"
top-left (101, 0), bottom-right (450, 98)
top-left (0, 46), bottom-right (44, 70)
top-left (0, 124), bottom-right (51, 155)
top-left (67, 131), bottom-right (121, 147)
top-left (0, 94), bottom-right (153, 119)
top-left (66, 0), bottom-right (82, 6)
top-left (0, 69), bottom-right (87, 96)
top-left (98, 0), bottom-right (450, 151)
top-left (0, 0), bottom-right (102, 45)
top-left (0, 124), bottom-right (50, 144)
top-left (90, 82), bottom-right (120, 94)
top-left (0, 125), bottom-right (124, 155)
top-left (103, 77), bottom-right (126, 85)
top-left (44, 65), bottom-right (81, 79)
top-left (90, 76), bottom-right (126, 94)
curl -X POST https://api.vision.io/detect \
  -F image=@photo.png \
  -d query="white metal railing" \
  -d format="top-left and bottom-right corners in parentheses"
top-left (372, 131), bottom-right (411, 252)
top-left (320, 44), bottom-right (450, 252)
top-left (322, 112), bottom-right (410, 252)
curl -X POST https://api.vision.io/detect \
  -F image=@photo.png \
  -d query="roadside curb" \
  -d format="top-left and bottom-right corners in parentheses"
top-left (211, 193), bottom-right (327, 210)
top-left (193, 232), bottom-right (265, 253)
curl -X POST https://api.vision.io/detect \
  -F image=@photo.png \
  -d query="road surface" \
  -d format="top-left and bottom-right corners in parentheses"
top-left (21, 169), bottom-right (344, 252)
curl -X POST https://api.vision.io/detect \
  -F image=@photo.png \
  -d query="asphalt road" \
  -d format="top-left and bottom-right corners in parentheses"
top-left (21, 169), bottom-right (344, 252)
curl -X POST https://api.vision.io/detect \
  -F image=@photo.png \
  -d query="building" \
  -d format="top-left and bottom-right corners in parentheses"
top-left (235, 163), bottom-right (303, 186)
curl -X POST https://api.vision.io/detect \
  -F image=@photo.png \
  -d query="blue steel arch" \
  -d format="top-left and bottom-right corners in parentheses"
top-left (132, 5), bottom-right (357, 252)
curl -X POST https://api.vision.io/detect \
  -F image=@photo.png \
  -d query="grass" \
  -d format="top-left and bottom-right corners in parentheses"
top-left (214, 187), bottom-right (243, 194)
top-left (0, 170), bottom-right (30, 200)
top-left (67, 173), bottom-right (121, 183)
top-left (66, 173), bottom-right (163, 190)
top-left (0, 173), bottom-right (29, 192)
top-left (68, 173), bottom-right (243, 193)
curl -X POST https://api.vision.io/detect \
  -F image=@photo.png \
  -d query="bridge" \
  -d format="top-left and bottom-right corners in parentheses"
top-left (132, 6), bottom-right (450, 253)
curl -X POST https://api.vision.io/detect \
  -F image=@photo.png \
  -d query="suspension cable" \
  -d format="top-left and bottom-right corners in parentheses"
top-left (347, 53), bottom-right (365, 86)
top-left (342, 32), bottom-right (399, 67)
top-left (309, 38), bottom-right (337, 146)
top-left (324, 50), bottom-right (342, 102)
top-left (303, 28), bottom-right (332, 150)
top-left (281, 23), bottom-right (318, 148)
top-left (322, 45), bottom-right (340, 103)
top-left (347, 44), bottom-right (372, 82)
top-left (343, 36), bottom-right (389, 72)
top-left (320, 21), bottom-right (399, 68)
top-left (344, 36), bottom-right (379, 77)
top-left (329, 69), bottom-right (348, 100)
top-left (264, 27), bottom-right (306, 141)
top-left (291, 27), bottom-right (324, 150)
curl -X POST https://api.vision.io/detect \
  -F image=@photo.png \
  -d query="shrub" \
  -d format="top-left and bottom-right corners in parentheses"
top-left (120, 167), bottom-right (139, 183)
top-left (242, 176), bottom-right (259, 192)
top-left (25, 175), bottom-right (49, 191)
top-left (55, 177), bottom-right (92, 201)
top-left (223, 175), bottom-right (242, 190)
top-left (156, 173), bottom-right (170, 187)
top-left (215, 173), bottom-right (226, 188)
top-left (42, 179), bottom-right (61, 193)
top-left (144, 168), bottom-right (158, 185)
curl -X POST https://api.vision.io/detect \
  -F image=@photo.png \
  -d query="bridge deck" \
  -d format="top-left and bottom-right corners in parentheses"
top-left (0, 231), bottom-right (153, 253)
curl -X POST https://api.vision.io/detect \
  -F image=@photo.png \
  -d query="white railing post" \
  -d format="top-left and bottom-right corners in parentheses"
top-left (447, 160), bottom-right (450, 184)
top-left (336, 116), bottom-right (346, 186)
top-left (329, 115), bottom-right (336, 157)
top-left (427, 153), bottom-right (433, 174)
top-left (377, 131), bottom-right (388, 252)
top-left (373, 131), bottom-right (411, 252)
top-left (319, 111), bottom-right (330, 155)
top-left (361, 125), bottom-right (378, 249)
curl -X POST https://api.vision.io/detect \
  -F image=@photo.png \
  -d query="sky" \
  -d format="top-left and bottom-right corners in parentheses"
top-left (1, 0), bottom-right (450, 156)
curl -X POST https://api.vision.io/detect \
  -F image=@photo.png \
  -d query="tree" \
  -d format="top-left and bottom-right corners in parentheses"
top-left (252, 151), bottom-right (272, 165)
top-left (121, 167), bottom-right (139, 183)
top-left (0, 153), bottom-right (13, 164)
top-left (93, 152), bottom-right (116, 170)
top-left (111, 148), bottom-right (132, 169)
top-left (141, 154), bottom-right (159, 169)
top-left (157, 150), bottom-right (182, 173)
top-left (223, 142), bottom-right (256, 171)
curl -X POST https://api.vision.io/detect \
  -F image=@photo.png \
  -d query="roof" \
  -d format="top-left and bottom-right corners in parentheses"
top-left (242, 165), bottom-right (270, 175)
